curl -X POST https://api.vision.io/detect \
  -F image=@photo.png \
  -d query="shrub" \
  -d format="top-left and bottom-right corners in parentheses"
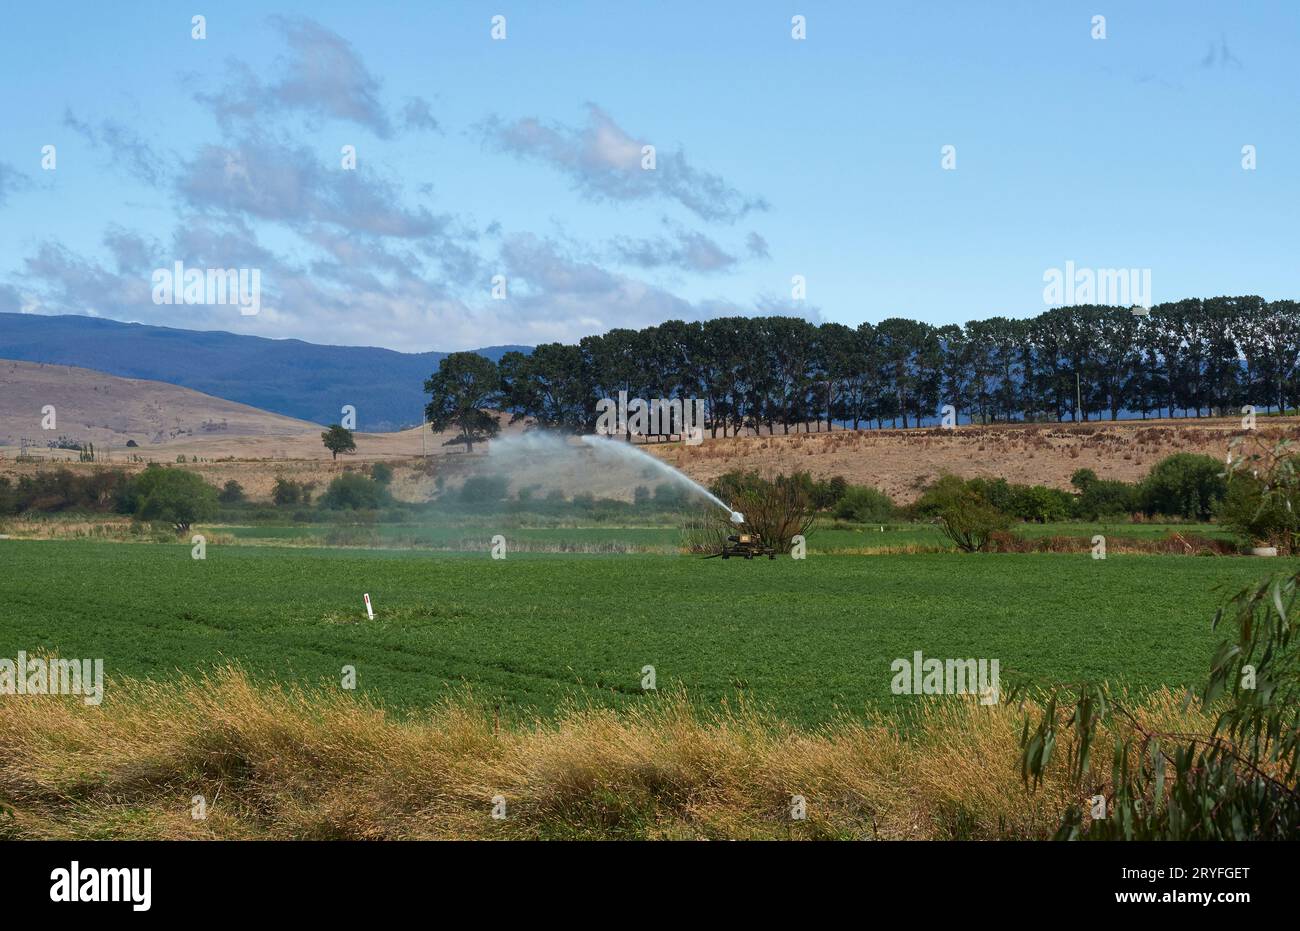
top-left (937, 491), bottom-right (1010, 552)
top-left (1218, 437), bottom-right (1300, 549)
top-left (710, 470), bottom-right (817, 549)
top-left (458, 475), bottom-right (510, 505)
top-left (710, 470), bottom-right (773, 505)
top-left (966, 477), bottom-right (1015, 514)
top-left (370, 462), bottom-right (394, 485)
top-left (810, 475), bottom-right (849, 510)
top-left (729, 480), bottom-right (816, 554)
top-left (833, 486), bottom-right (895, 523)
top-left (272, 478), bottom-right (302, 507)
top-left (319, 473), bottom-right (389, 510)
top-left (3, 469), bottom-right (129, 515)
top-left (123, 466), bottom-right (218, 532)
top-left (217, 480), bottom-right (245, 504)
top-left (912, 474), bottom-right (970, 518)
top-left (1139, 453), bottom-right (1227, 519)
top-left (1069, 468), bottom-right (1098, 491)
top-left (652, 483), bottom-right (686, 509)
top-left (1005, 485), bottom-right (1072, 523)
top-left (1073, 479), bottom-right (1137, 520)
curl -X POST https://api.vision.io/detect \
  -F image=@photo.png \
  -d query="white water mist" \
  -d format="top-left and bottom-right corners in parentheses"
top-left (578, 434), bottom-right (735, 516)
top-left (475, 432), bottom-right (737, 518)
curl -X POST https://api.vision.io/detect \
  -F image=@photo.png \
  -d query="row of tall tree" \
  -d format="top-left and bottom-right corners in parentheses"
top-left (425, 297), bottom-right (1300, 445)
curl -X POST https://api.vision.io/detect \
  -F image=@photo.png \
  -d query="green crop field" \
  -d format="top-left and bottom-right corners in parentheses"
top-left (0, 538), bottom-right (1272, 726)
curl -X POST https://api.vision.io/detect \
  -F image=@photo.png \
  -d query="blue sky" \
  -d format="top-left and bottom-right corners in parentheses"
top-left (0, 1), bottom-right (1296, 351)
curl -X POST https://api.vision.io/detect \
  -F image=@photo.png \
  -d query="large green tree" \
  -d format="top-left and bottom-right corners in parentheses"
top-left (321, 424), bottom-right (356, 460)
top-left (123, 466), bottom-right (218, 533)
top-left (424, 352), bottom-right (502, 452)
top-left (498, 343), bottom-right (592, 433)
top-left (480, 296), bottom-right (1297, 435)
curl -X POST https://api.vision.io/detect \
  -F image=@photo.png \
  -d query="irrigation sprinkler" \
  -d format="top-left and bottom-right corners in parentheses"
top-left (703, 508), bottom-right (776, 560)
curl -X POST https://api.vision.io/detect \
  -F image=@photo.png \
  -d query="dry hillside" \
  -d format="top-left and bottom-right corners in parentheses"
top-left (2, 358), bottom-right (1296, 505)
top-left (0, 359), bottom-right (528, 475)
top-left (0, 359), bottom-right (320, 449)
top-left (654, 419), bottom-right (1300, 503)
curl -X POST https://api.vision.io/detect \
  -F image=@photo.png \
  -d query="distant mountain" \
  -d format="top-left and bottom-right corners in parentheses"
top-left (0, 314), bottom-right (529, 431)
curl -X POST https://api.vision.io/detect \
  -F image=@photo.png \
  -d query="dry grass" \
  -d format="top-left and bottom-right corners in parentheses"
top-left (986, 531), bottom-right (1238, 556)
top-left (9, 416), bottom-right (1295, 508)
top-left (0, 517), bottom-right (234, 545)
top-left (0, 666), bottom-right (1214, 840)
top-left (657, 420), bottom-right (1300, 504)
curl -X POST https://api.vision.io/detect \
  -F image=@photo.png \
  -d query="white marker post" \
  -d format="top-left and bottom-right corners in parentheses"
top-left (363, 593), bottom-right (374, 620)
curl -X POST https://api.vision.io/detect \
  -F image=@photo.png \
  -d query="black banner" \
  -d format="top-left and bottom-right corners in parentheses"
top-left (0, 840), bottom-right (1279, 917)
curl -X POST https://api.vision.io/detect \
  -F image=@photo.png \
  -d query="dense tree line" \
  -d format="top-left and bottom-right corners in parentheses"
top-left (434, 297), bottom-right (1300, 440)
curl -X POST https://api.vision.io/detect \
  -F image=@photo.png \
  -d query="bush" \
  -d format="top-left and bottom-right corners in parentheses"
top-left (2, 468), bottom-right (129, 515)
top-left (319, 473), bottom-right (389, 510)
top-left (832, 486), bottom-right (895, 523)
top-left (1139, 454), bottom-right (1227, 520)
top-left (217, 480), bottom-right (245, 504)
top-left (272, 477), bottom-right (303, 506)
top-left (710, 470), bottom-right (817, 550)
top-left (937, 491), bottom-right (1010, 552)
top-left (652, 483), bottom-right (686, 509)
top-left (1218, 439), bottom-right (1300, 549)
top-left (370, 463), bottom-right (394, 485)
top-left (710, 470), bottom-right (775, 505)
top-left (1069, 468), bottom-right (1099, 491)
top-left (1073, 478), bottom-right (1137, 520)
top-left (912, 474), bottom-right (971, 518)
top-left (810, 475), bottom-right (849, 510)
top-left (916, 474), bottom-right (1074, 525)
top-left (966, 477), bottom-right (1015, 514)
top-left (122, 466), bottom-right (218, 532)
top-left (458, 475), bottom-right (510, 505)
top-left (1005, 484), bottom-right (1072, 523)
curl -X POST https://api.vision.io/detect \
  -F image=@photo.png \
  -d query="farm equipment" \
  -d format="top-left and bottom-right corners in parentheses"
top-left (713, 530), bottom-right (777, 560)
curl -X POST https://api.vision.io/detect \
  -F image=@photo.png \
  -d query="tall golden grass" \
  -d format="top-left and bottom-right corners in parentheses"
top-left (0, 667), bottom-right (1217, 840)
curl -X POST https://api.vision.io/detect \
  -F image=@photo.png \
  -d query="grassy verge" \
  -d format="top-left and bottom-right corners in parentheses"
top-left (0, 666), bottom-right (1211, 840)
